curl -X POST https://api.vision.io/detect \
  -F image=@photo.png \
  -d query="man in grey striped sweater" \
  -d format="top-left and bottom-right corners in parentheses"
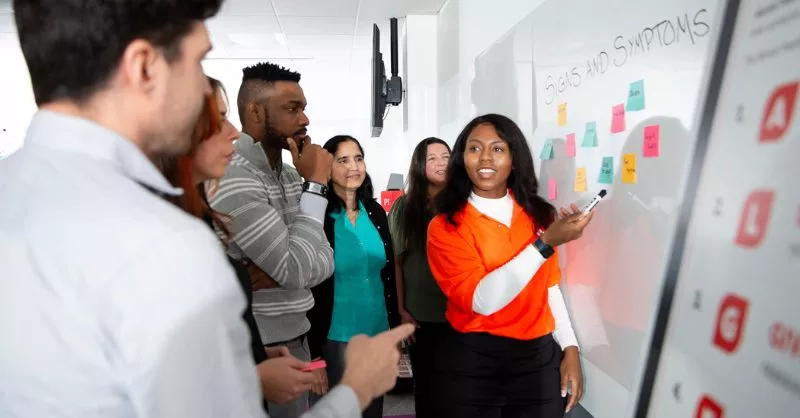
top-left (210, 62), bottom-right (335, 417)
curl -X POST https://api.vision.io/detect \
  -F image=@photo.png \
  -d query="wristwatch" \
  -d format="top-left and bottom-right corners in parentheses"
top-left (533, 237), bottom-right (554, 259)
top-left (302, 181), bottom-right (328, 197)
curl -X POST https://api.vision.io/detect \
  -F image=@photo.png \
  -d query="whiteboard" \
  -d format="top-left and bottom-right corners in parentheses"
top-left (469, 0), bottom-right (721, 416)
top-left (636, 0), bottom-right (800, 416)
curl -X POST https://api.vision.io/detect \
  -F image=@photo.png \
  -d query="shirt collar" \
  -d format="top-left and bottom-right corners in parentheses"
top-left (463, 191), bottom-right (525, 221)
top-left (235, 132), bottom-right (281, 174)
top-left (330, 200), bottom-right (365, 220)
top-left (25, 110), bottom-right (182, 196)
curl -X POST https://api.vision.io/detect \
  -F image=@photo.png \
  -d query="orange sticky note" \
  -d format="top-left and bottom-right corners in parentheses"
top-left (548, 179), bottom-right (557, 200)
top-left (565, 133), bottom-right (576, 157)
top-left (643, 125), bottom-right (660, 157)
top-left (558, 103), bottom-right (567, 127)
top-left (611, 104), bottom-right (625, 133)
top-left (574, 168), bottom-right (587, 192)
top-left (622, 153), bottom-right (637, 184)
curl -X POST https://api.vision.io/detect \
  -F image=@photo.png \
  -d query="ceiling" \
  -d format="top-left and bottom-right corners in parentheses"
top-left (0, 0), bottom-right (447, 59)
top-left (208, 0), bottom-right (446, 60)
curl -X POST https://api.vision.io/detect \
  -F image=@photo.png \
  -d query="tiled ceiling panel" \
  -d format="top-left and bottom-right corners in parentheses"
top-left (278, 16), bottom-right (356, 35)
top-left (272, 0), bottom-right (359, 17)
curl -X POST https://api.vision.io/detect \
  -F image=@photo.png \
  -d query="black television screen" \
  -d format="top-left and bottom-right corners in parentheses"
top-left (370, 24), bottom-right (387, 138)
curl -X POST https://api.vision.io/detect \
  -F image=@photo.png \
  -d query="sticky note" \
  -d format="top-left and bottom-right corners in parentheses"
top-left (540, 139), bottom-right (554, 160)
top-left (611, 104), bottom-right (626, 133)
top-left (626, 79), bottom-right (645, 111)
top-left (565, 133), bottom-right (576, 157)
top-left (599, 156), bottom-right (614, 184)
top-left (582, 122), bottom-right (598, 147)
top-left (622, 153), bottom-right (637, 184)
top-left (643, 124), bottom-right (660, 157)
top-left (574, 168), bottom-right (587, 192)
top-left (548, 179), bottom-right (557, 200)
top-left (558, 103), bottom-right (567, 127)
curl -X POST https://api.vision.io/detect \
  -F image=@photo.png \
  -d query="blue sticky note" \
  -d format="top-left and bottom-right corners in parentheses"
top-left (599, 156), bottom-right (614, 184)
top-left (582, 122), bottom-right (598, 147)
top-left (540, 139), bottom-right (554, 160)
top-left (626, 79), bottom-right (645, 111)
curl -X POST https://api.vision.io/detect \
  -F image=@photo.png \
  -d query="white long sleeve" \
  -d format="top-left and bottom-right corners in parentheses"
top-left (472, 245), bottom-right (547, 315)
top-left (548, 285), bottom-right (579, 350)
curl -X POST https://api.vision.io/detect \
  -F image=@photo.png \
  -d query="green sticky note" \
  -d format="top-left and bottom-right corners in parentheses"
top-left (582, 122), bottom-right (598, 147)
top-left (540, 138), bottom-right (554, 160)
top-left (626, 79), bottom-right (645, 111)
top-left (599, 156), bottom-right (614, 184)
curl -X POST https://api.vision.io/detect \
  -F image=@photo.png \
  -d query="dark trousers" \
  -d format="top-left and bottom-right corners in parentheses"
top-left (312, 340), bottom-right (384, 418)
top-left (431, 326), bottom-right (564, 418)
top-left (409, 321), bottom-right (448, 418)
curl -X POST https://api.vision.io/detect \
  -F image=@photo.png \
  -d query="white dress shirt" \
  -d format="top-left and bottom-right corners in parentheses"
top-left (0, 111), bottom-right (267, 417)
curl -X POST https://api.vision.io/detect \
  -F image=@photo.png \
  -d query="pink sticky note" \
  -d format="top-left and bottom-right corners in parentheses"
top-left (643, 124), bottom-right (660, 157)
top-left (547, 179), bottom-right (557, 200)
top-left (611, 104), bottom-right (626, 133)
top-left (565, 133), bottom-right (576, 157)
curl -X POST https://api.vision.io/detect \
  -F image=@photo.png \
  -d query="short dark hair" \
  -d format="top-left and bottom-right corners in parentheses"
top-left (242, 62), bottom-right (301, 84)
top-left (436, 114), bottom-right (555, 228)
top-left (322, 135), bottom-right (375, 215)
top-left (14, 0), bottom-right (223, 106)
top-left (237, 62), bottom-right (302, 123)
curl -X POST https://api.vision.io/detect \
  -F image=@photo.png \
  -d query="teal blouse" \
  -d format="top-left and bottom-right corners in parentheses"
top-left (328, 201), bottom-right (390, 342)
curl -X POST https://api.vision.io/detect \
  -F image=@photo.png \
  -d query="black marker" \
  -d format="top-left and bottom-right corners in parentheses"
top-left (581, 189), bottom-right (607, 213)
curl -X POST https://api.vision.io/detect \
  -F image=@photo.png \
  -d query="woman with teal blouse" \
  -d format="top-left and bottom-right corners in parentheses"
top-left (307, 135), bottom-right (400, 418)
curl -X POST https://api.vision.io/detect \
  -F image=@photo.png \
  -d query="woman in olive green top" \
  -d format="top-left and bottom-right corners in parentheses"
top-left (387, 137), bottom-right (451, 418)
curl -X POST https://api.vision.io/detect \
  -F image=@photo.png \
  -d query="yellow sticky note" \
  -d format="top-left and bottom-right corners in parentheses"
top-left (558, 103), bottom-right (567, 127)
top-left (574, 167), bottom-right (587, 192)
top-left (622, 153), bottom-right (637, 184)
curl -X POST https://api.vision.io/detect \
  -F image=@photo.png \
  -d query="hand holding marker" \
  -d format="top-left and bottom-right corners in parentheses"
top-left (581, 189), bottom-right (607, 214)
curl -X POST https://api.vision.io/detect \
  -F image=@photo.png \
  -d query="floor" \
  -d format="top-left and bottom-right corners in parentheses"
top-left (383, 393), bottom-right (414, 417)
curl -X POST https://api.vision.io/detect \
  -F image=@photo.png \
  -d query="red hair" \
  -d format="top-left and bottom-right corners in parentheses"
top-left (176, 90), bottom-right (222, 218)
top-left (160, 77), bottom-right (230, 237)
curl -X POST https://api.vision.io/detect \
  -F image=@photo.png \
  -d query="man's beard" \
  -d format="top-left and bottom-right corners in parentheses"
top-left (263, 115), bottom-right (307, 150)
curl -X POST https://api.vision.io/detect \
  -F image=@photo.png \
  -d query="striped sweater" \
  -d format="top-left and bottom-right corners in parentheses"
top-left (209, 133), bottom-right (334, 345)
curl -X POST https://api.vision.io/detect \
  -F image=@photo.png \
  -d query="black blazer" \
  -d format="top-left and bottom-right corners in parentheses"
top-left (307, 198), bottom-right (400, 359)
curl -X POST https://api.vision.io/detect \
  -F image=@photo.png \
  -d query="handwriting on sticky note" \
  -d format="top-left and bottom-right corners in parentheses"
top-left (582, 122), bottom-right (598, 147)
top-left (626, 79), bottom-right (645, 111)
top-left (599, 156), bottom-right (614, 184)
top-left (548, 179), bottom-right (557, 200)
top-left (622, 153), bottom-right (637, 184)
top-left (540, 139), bottom-right (554, 160)
top-left (565, 133), bottom-right (576, 157)
top-left (558, 103), bottom-right (567, 127)
top-left (611, 104), bottom-right (626, 133)
top-left (643, 124), bottom-right (660, 157)
top-left (574, 168), bottom-right (587, 192)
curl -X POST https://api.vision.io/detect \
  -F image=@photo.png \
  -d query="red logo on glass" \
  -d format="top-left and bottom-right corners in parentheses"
top-left (713, 293), bottom-right (750, 354)
top-left (735, 190), bottom-right (775, 248)
top-left (759, 81), bottom-right (798, 142)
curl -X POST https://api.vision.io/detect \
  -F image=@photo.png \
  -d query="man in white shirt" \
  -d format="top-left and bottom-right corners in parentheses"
top-left (0, 1), bottom-right (413, 417)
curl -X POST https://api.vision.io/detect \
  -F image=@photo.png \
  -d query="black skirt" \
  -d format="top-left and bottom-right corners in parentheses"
top-left (430, 325), bottom-right (564, 418)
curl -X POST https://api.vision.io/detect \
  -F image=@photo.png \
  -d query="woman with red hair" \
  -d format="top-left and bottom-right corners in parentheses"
top-left (158, 77), bottom-right (318, 411)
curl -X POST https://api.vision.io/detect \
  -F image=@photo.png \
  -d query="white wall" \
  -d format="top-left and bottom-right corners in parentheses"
top-left (436, 0), bottom-right (545, 144)
top-left (0, 33), bottom-right (36, 159)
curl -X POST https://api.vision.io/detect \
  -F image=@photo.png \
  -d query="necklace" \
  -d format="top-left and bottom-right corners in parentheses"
top-left (346, 207), bottom-right (359, 224)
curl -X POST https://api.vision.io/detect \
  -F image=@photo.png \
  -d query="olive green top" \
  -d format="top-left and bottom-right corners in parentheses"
top-left (387, 195), bottom-right (447, 323)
